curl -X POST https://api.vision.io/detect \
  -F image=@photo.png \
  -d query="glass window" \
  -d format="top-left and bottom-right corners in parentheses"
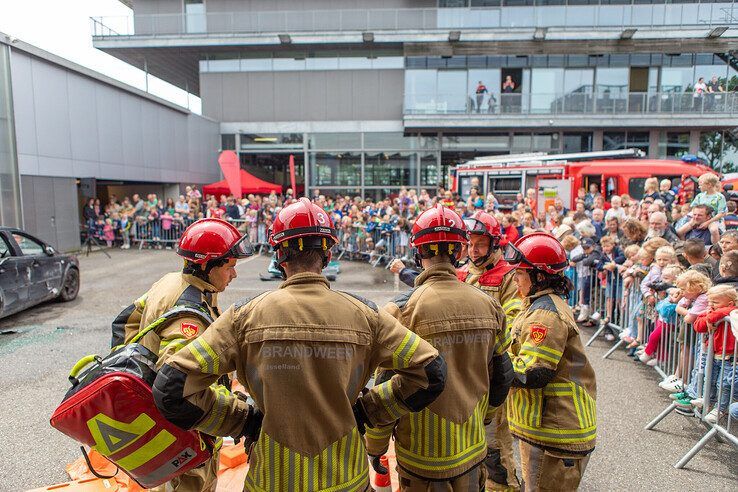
top-left (308, 133), bottom-right (361, 149)
top-left (660, 67), bottom-right (694, 92)
top-left (699, 131), bottom-right (738, 172)
top-left (221, 134), bottom-right (236, 150)
top-left (439, 0), bottom-right (469, 7)
top-left (0, 236), bottom-right (10, 258)
top-left (512, 134), bottom-right (533, 152)
top-left (185, 0), bottom-right (205, 34)
top-left (437, 70), bottom-right (468, 113)
top-left (660, 132), bottom-right (690, 158)
top-left (563, 133), bottom-right (593, 153)
top-left (603, 132), bottom-right (626, 151)
top-left (12, 233), bottom-right (44, 256)
top-left (309, 152), bottom-right (361, 187)
top-left (468, 69), bottom-right (501, 114)
top-left (316, 188), bottom-right (362, 199)
top-left (364, 133), bottom-right (416, 150)
top-left (564, 69), bottom-right (594, 94)
top-left (627, 132), bottom-right (650, 153)
top-left (405, 70), bottom-right (437, 113)
top-left (595, 67), bottom-right (628, 95)
top-left (442, 135), bottom-right (510, 151)
top-left (530, 69), bottom-right (564, 113)
top-left (364, 152), bottom-right (417, 187)
top-left (420, 153), bottom-right (440, 187)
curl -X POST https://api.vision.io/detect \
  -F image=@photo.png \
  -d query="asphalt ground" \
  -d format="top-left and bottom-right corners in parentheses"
top-left (0, 249), bottom-right (735, 491)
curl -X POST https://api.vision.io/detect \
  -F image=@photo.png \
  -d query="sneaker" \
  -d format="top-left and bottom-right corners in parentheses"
top-left (591, 312), bottom-right (601, 322)
top-left (660, 377), bottom-right (684, 393)
top-left (674, 397), bottom-right (693, 409)
top-left (675, 405), bottom-right (695, 416)
top-left (576, 306), bottom-right (591, 323)
top-left (659, 375), bottom-right (678, 389)
top-left (638, 352), bottom-right (653, 363)
top-left (670, 391), bottom-right (689, 400)
top-left (690, 398), bottom-right (703, 408)
top-left (646, 358), bottom-right (658, 367)
top-left (605, 333), bottom-right (615, 341)
top-left (704, 408), bottom-right (719, 424)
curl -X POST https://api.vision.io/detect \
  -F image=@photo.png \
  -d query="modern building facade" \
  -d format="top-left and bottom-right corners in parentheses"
top-left (0, 33), bottom-right (220, 251)
top-left (93, 0), bottom-right (738, 199)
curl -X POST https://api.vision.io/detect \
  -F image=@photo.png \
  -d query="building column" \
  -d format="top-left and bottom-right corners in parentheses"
top-left (649, 130), bottom-right (660, 158)
top-left (689, 130), bottom-right (701, 155)
top-left (592, 130), bottom-right (603, 151)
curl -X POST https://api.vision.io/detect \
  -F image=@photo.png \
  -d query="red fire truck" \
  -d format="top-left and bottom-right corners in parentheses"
top-left (452, 149), bottom-right (716, 214)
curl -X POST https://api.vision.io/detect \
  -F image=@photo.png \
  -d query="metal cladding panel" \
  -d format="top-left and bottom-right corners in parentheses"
top-left (95, 87), bottom-right (125, 165)
top-left (67, 74), bottom-right (100, 163)
top-left (32, 60), bottom-right (72, 160)
top-left (52, 177), bottom-right (80, 251)
top-left (200, 72), bottom-right (223, 121)
top-left (9, 51), bottom-right (38, 156)
top-left (121, 97), bottom-right (145, 166)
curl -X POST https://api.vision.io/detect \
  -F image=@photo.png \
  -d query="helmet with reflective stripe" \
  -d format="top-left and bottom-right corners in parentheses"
top-left (177, 218), bottom-right (252, 265)
top-left (463, 211), bottom-right (501, 240)
top-left (504, 231), bottom-right (567, 274)
top-left (411, 204), bottom-right (468, 248)
top-left (269, 197), bottom-right (338, 247)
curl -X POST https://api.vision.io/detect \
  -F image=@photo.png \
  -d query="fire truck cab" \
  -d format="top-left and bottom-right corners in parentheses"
top-left (453, 149), bottom-right (715, 214)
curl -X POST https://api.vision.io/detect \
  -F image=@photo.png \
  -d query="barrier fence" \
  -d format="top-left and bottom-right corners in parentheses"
top-left (579, 267), bottom-right (738, 468)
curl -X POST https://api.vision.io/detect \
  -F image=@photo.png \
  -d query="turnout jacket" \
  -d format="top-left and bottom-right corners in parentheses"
top-left (365, 264), bottom-right (509, 480)
top-left (457, 255), bottom-right (521, 332)
top-left (507, 289), bottom-right (597, 455)
top-left (153, 272), bottom-right (444, 492)
top-left (116, 272), bottom-right (220, 364)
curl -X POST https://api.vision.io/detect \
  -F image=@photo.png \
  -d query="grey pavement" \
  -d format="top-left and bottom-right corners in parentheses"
top-left (0, 250), bottom-right (735, 491)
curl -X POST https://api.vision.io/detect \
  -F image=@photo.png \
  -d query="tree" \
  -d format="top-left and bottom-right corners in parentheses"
top-left (699, 130), bottom-right (738, 173)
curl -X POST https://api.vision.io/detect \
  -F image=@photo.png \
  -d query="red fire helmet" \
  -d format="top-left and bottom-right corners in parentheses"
top-left (464, 211), bottom-right (502, 239)
top-left (269, 197), bottom-right (338, 247)
top-left (410, 204), bottom-right (468, 248)
top-left (505, 232), bottom-right (568, 274)
top-left (177, 218), bottom-right (251, 265)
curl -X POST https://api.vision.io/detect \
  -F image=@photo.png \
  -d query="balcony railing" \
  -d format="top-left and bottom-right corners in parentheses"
top-left (404, 91), bottom-right (738, 116)
top-left (90, 3), bottom-right (738, 38)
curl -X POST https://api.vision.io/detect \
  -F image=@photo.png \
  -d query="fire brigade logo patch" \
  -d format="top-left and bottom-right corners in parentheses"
top-left (180, 322), bottom-right (199, 339)
top-left (530, 325), bottom-right (548, 344)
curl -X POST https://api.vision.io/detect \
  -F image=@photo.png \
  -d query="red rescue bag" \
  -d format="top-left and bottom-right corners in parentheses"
top-left (50, 309), bottom-right (214, 488)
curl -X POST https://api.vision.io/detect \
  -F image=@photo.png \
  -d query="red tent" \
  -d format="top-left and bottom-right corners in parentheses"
top-left (202, 169), bottom-right (283, 196)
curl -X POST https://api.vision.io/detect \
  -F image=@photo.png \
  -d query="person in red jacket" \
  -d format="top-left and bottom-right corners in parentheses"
top-left (691, 284), bottom-right (737, 423)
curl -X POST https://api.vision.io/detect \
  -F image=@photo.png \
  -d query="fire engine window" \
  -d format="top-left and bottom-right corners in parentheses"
top-left (489, 177), bottom-right (520, 193)
top-left (628, 178), bottom-right (648, 201)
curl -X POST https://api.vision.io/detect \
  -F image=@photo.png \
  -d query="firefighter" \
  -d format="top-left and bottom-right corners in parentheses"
top-left (112, 217), bottom-right (252, 491)
top-left (152, 197), bottom-right (447, 491)
top-left (504, 233), bottom-right (597, 491)
top-left (366, 204), bottom-right (513, 491)
top-left (458, 211), bottom-right (522, 491)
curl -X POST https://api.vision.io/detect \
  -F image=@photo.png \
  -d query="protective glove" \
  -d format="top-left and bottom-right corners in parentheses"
top-left (237, 403), bottom-right (264, 451)
top-left (352, 398), bottom-right (371, 435)
top-left (369, 455), bottom-right (388, 475)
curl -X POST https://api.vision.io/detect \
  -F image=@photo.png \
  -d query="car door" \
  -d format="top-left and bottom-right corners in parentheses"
top-left (8, 232), bottom-right (63, 304)
top-left (0, 232), bottom-right (31, 317)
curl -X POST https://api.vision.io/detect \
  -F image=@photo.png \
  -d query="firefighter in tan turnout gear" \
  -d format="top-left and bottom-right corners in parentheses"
top-left (365, 204), bottom-right (514, 491)
top-left (457, 211), bottom-right (522, 491)
top-left (152, 198), bottom-right (447, 492)
top-left (504, 233), bottom-right (597, 491)
top-left (113, 218), bottom-right (252, 492)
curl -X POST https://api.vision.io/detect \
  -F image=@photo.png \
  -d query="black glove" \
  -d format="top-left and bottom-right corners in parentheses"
top-left (370, 455), bottom-right (388, 475)
top-left (489, 352), bottom-right (513, 407)
top-left (352, 399), bottom-right (371, 435)
top-left (240, 405), bottom-right (264, 450)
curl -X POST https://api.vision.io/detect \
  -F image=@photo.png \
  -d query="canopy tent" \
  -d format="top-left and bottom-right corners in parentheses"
top-left (202, 169), bottom-right (283, 196)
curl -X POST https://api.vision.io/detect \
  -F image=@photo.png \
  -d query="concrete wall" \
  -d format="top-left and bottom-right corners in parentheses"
top-left (201, 69), bottom-right (404, 122)
top-left (10, 50), bottom-right (220, 185)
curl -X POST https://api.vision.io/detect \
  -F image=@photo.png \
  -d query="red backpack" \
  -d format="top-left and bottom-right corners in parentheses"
top-left (50, 305), bottom-right (215, 488)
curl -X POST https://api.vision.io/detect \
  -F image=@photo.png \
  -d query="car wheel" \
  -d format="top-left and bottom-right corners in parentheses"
top-left (58, 267), bottom-right (80, 302)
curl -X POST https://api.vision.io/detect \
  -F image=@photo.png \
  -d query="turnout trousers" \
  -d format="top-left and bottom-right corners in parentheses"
top-left (484, 406), bottom-right (520, 491)
top-left (518, 441), bottom-right (590, 492)
top-left (398, 463), bottom-right (487, 492)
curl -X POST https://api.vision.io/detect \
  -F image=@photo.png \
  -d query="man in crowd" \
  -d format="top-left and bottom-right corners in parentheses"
top-left (646, 211), bottom-right (679, 243)
top-left (682, 238), bottom-right (718, 279)
top-left (677, 204), bottom-right (720, 246)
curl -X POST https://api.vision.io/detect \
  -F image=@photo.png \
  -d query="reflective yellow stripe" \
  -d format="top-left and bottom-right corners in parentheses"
top-left (393, 331), bottom-right (421, 369)
top-left (523, 342), bottom-right (563, 358)
top-left (188, 338), bottom-right (220, 374)
top-left (365, 424), bottom-right (393, 440)
top-left (502, 298), bottom-right (522, 313)
top-left (116, 430), bottom-right (176, 470)
top-left (376, 380), bottom-right (406, 420)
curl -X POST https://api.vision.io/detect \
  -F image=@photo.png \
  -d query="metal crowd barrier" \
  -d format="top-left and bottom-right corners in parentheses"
top-left (576, 266), bottom-right (738, 468)
top-left (130, 218), bottom-right (195, 249)
top-left (335, 227), bottom-right (413, 269)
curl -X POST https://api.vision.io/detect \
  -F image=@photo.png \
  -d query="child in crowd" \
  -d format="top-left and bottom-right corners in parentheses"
top-left (637, 264), bottom-right (684, 365)
top-left (561, 235), bottom-right (581, 307)
top-left (691, 173), bottom-right (727, 231)
top-left (102, 218), bottom-right (115, 248)
top-left (119, 212), bottom-right (131, 250)
top-left (659, 270), bottom-right (712, 394)
top-left (619, 247), bottom-right (653, 345)
top-left (673, 284), bottom-right (737, 423)
top-left (595, 235), bottom-right (625, 340)
top-left (247, 209), bottom-right (258, 246)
